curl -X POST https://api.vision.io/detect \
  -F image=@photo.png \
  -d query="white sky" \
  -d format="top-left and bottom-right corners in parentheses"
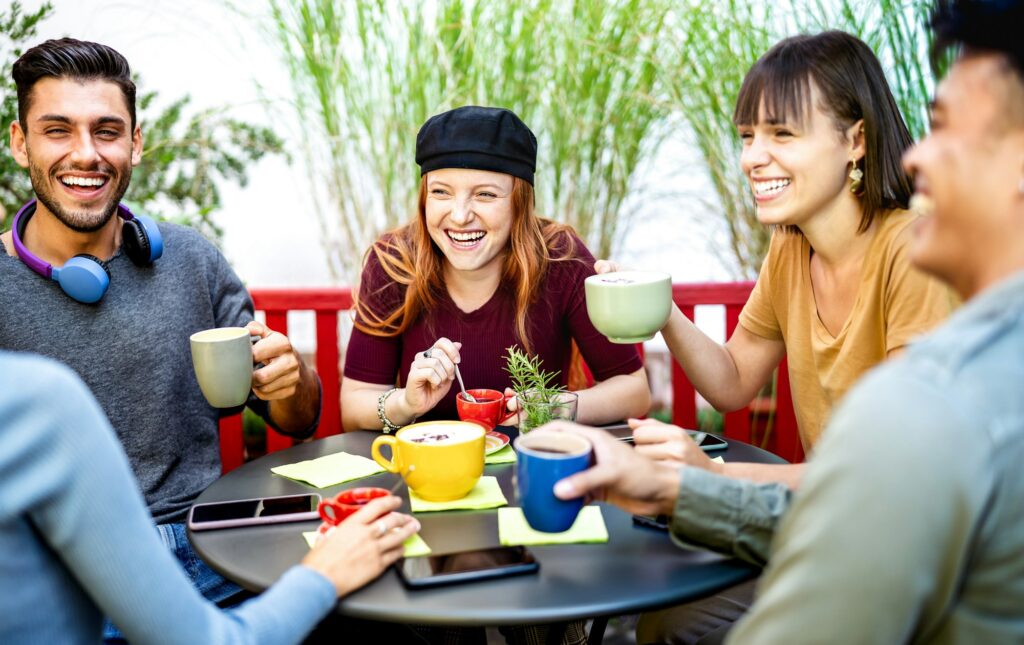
top-left (31, 0), bottom-right (734, 348)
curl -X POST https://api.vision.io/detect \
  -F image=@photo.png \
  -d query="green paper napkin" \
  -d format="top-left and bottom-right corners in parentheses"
top-left (303, 530), bottom-right (431, 557)
top-left (409, 476), bottom-right (508, 513)
top-left (271, 451), bottom-right (386, 488)
top-left (485, 445), bottom-right (517, 465)
top-left (498, 506), bottom-right (608, 545)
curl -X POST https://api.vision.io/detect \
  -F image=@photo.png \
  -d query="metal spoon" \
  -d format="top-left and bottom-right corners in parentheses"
top-left (454, 363), bottom-right (476, 402)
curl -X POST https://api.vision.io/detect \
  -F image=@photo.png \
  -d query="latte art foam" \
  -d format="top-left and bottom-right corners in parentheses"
top-left (596, 270), bottom-right (666, 285)
top-left (403, 424), bottom-right (479, 445)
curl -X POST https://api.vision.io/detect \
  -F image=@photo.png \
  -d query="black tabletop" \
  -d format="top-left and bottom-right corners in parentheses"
top-left (190, 429), bottom-right (786, 626)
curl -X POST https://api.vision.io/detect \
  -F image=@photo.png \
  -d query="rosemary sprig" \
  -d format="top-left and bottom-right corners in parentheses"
top-left (503, 346), bottom-right (567, 432)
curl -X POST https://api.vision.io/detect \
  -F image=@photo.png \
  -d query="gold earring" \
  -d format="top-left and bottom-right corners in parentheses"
top-left (849, 161), bottom-right (864, 195)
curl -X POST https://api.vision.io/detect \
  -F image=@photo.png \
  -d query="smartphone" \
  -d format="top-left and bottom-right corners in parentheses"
top-left (615, 429), bottom-right (729, 452)
top-left (396, 546), bottom-right (540, 588)
top-left (632, 514), bottom-right (670, 531)
top-left (187, 494), bottom-right (321, 531)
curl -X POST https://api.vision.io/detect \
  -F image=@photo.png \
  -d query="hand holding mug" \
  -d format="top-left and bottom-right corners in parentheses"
top-left (302, 495), bottom-right (420, 597)
top-left (247, 320), bottom-right (305, 401)
top-left (593, 259), bottom-right (623, 274)
top-left (536, 421), bottom-right (681, 519)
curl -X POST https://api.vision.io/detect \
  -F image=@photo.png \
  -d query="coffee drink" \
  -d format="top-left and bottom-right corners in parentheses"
top-left (371, 421), bottom-right (486, 501)
top-left (402, 423), bottom-right (480, 445)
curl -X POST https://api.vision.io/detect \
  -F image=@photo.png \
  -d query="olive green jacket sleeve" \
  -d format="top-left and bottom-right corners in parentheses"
top-left (670, 467), bottom-right (792, 568)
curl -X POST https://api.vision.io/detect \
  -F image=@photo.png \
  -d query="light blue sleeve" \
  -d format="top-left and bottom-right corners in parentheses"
top-left (0, 353), bottom-right (336, 644)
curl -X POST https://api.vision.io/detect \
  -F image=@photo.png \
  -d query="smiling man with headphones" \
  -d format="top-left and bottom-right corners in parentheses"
top-left (0, 38), bottom-right (322, 640)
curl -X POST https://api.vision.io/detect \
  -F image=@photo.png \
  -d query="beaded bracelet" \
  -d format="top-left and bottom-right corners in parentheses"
top-left (377, 387), bottom-right (402, 434)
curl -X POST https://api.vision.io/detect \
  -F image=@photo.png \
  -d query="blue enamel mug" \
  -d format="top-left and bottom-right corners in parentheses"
top-left (514, 433), bottom-right (593, 533)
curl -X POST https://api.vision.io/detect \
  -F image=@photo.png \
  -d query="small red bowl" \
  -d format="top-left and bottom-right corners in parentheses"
top-left (318, 487), bottom-right (390, 525)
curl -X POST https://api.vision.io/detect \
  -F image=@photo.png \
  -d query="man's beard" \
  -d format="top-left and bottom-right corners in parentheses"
top-left (28, 160), bottom-right (132, 233)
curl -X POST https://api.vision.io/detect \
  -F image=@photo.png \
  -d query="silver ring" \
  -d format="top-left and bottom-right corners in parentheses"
top-left (423, 348), bottom-right (433, 359)
top-left (375, 519), bottom-right (388, 537)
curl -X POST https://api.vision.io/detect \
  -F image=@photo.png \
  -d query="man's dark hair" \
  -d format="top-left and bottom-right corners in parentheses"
top-left (733, 31), bottom-right (914, 234)
top-left (932, 0), bottom-right (1024, 128)
top-left (12, 37), bottom-right (137, 130)
top-left (932, 0), bottom-right (1024, 80)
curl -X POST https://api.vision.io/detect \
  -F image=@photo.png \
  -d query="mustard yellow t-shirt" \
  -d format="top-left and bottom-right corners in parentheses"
top-left (739, 211), bottom-right (954, 449)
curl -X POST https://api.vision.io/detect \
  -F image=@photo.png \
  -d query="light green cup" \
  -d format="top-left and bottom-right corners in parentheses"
top-left (189, 327), bottom-right (254, 408)
top-left (584, 271), bottom-right (672, 343)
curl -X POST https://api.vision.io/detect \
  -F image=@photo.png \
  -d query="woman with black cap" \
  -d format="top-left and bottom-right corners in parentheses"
top-left (340, 105), bottom-right (651, 435)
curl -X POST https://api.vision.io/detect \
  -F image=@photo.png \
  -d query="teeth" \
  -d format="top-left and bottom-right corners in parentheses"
top-left (753, 179), bottom-right (791, 196)
top-left (61, 176), bottom-right (106, 188)
top-left (448, 231), bottom-right (485, 242)
top-left (909, 194), bottom-right (934, 216)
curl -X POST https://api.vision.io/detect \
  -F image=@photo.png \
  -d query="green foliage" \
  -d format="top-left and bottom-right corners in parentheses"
top-left (503, 345), bottom-right (567, 432)
top-left (0, 1), bottom-right (51, 227)
top-left (0, 2), bottom-right (284, 239)
top-left (259, 0), bottom-right (673, 281)
top-left (130, 91), bottom-right (286, 241)
top-left (258, 0), bottom-right (942, 280)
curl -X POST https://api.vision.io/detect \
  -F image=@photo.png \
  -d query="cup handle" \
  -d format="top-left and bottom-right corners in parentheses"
top-left (371, 435), bottom-right (400, 473)
top-left (318, 498), bottom-right (341, 525)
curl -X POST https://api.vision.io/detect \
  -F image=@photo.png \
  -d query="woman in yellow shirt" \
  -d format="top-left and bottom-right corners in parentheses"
top-left (602, 30), bottom-right (954, 645)
top-left (607, 31), bottom-right (952, 490)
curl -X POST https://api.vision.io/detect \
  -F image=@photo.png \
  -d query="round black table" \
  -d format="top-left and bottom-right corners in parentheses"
top-left (190, 430), bottom-right (785, 628)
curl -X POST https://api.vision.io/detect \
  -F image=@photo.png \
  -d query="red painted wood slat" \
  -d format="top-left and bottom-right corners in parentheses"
top-left (315, 311), bottom-right (341, 438)
top-left (722, 304), bottom-right (752, 443)
top-left (263, 310), bottom-right (294, 454)
top-left (219, 413), bottom-right (244, 474)
top-left (671, 305), bottom-right (698, 428)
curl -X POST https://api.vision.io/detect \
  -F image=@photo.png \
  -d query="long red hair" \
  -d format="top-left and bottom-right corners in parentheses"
top-left (353, 175), bottom-right (577, 354)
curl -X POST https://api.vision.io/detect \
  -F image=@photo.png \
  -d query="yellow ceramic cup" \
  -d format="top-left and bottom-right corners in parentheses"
top-left (371, 421), bottom-right (485, 501)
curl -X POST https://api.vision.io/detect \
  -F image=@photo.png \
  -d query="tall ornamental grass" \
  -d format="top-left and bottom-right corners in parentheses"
top-left (259, 0), bottom-right (674, 282)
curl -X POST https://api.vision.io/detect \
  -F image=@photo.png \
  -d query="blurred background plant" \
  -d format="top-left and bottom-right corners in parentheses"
top-left (254, 0), bottom-right (941, 283)
top-left (260, 0), bottom-right (673, 282)
top-left (0, 1), bottom-right (284, 240)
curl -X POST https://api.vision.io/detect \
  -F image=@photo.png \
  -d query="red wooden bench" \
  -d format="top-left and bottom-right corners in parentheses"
top-left (218, 284), bottom-right (804, 473)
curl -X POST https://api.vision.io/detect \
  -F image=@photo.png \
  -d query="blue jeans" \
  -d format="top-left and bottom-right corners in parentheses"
top-left (103, 523), bottom-right (243, 643)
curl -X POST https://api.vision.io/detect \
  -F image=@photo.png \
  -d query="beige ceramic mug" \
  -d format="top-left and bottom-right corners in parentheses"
top-left (584, 270), bottom-right (672, 343)
top-left (190, 327), bottom-right (254, 408)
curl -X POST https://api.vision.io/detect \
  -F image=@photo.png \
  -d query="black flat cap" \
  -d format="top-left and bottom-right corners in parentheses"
top-left (416, 106), bottom-right (537, 185)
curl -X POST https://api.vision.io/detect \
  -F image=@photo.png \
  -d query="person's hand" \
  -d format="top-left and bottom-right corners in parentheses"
top-left (400, 338), bottom-right (461, 418)
top-left (536, 421), bottom-right (681, 517)
top-left (631, 418), bottom-right (724, 474)
top-left (302, 495), bottom-right (420, 597)
top-left (246, 320), bottom-right (306, 401)
top-left (501, 387), bottom-right (520, 428)
top-left (593, 259), bottom-right (622, 275)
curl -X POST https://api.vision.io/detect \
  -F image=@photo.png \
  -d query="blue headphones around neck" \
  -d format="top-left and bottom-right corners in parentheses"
top-left (11, 199), bottom-right (164, 304)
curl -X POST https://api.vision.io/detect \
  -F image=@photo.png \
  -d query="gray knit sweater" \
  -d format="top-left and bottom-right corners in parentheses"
top-left (0, 223), bottom-right (311, 523)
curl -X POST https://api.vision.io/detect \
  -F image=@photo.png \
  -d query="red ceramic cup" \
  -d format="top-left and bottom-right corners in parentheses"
top-left (456, 388), bottom-right (515, 431)
top-left (318, 487), bottom-right (390, 526)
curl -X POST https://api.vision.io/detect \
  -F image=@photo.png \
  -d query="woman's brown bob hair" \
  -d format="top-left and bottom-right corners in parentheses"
top-left (733, 30), bottom-right (914, 232)
top-left (353, 175), bottom-right (577, 354)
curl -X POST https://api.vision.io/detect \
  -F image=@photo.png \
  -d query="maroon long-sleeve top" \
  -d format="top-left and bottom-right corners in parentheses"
top-left (344, 234), bottom-right (643, 422)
